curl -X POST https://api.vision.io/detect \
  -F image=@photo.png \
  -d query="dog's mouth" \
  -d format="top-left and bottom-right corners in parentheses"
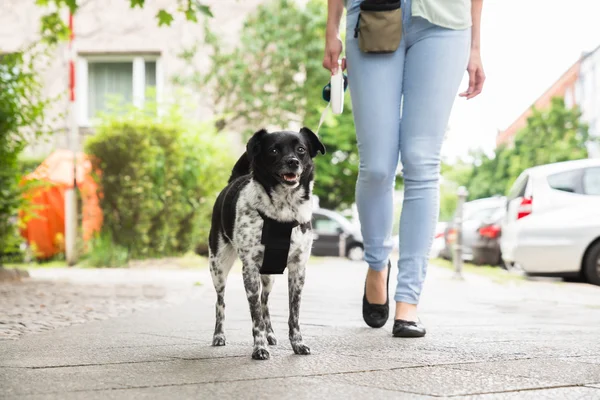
top-left (280, 173), bottom-right (300, 185)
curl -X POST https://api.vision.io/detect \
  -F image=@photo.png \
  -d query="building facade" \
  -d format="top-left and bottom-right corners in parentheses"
top-left (495, 61), bottom-right (581, 148)
top-left (0, 0), bottom-right (267, 158)
top-left (577, 45), bottom-right (600, 157)
top-left (496, 44), bottom-right (600, 158)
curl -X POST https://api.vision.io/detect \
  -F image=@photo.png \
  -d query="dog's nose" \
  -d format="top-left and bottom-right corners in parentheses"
top-left (287, 158), bottom-right (300, 168)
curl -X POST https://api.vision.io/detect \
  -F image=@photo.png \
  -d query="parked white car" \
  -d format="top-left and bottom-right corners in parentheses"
top-left (501, 158), bottom-right (600, 284)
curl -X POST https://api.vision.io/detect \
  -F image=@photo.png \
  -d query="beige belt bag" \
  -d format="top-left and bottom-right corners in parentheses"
top-left (354, 1), bottom-right (402, 54)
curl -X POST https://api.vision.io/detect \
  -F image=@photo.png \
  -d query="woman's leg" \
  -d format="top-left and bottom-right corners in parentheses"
top-left (345, 9), bottom-right (405, 272)
top-left (395, 18), bottom-right (471, 318)
top-left (345, 8), bottom-right (405, 304)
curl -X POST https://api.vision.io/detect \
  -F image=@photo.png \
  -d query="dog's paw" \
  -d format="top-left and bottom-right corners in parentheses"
top-left (292, 342), bottom-right (311, 355)
top-left (212, 334), bottom-right (226, 347)
top-left (251, 347), bottom-right (270, 360)
top-left (267, 333), bottom-right (278, 346)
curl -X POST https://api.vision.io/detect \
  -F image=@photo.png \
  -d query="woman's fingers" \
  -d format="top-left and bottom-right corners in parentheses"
top-left (459, 67), bottom-right (476, 98)
top-left (471, 68), bottom-right (485, 98)
top-left (460, 65), bottom-right (485, 99)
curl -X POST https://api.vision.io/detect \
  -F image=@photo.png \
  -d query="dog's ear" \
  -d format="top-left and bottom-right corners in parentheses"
top-left (300, 127), bottom-right (326, 157)
top-left (246, 129), bottom-right (268, 162)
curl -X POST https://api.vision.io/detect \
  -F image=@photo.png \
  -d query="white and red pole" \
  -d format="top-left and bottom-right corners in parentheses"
top-left (65, 11), bottom-right (78, 266)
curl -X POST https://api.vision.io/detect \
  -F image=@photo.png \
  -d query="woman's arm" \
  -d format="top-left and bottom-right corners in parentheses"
top-left (323, 0), bottom-right (346, 74)
top-left (459, 0), bottom-right (485, 100)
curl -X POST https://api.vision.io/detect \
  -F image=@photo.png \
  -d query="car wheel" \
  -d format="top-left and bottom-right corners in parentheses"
top-left (347, 244), bottom-right (364, 261)
top-left (583, 241), bottom-right (600, 286)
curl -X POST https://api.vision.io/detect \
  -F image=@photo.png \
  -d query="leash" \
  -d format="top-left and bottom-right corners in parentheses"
top-left (315, 102), bottom-right (331, 136)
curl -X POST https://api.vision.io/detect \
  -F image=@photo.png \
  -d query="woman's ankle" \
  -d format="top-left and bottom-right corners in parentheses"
top-left (365, 268), bottom-right (388, 304)
top-left (395, 302), bottom-right (418, 322)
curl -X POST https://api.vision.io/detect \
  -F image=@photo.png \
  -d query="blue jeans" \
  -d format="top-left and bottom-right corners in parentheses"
top-left (346, 0), bottom-right (470, 304)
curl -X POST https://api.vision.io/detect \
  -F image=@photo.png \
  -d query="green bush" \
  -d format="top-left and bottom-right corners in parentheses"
top-left (1, 49), bottom-right (50, 265)
top-left (85, 231), bottom-right (129, 268)
top-left (18, 156), bottom-right (46, 176)
top-left (85, 103), bottom-right (234, 262)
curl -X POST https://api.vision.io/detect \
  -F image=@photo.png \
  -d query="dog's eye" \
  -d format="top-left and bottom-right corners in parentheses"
top-left (297, 146), bottom-right (306, 154)
top-left (270, 148), bottom-right (278, 155)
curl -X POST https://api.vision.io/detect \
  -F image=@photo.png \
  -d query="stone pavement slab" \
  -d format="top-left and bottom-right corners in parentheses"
top-left (3, 259), bottom-right (600, 398)
top-left (448, 358), bottom-right (600, 386)
top-left (456, 386), bottom-right (600, 400)
top-left (1, 352), bottom-right (415, 397)
top-left (324, 366), bottom-right (564, 397)
top-left (7, 377), bottom-right (434, 400)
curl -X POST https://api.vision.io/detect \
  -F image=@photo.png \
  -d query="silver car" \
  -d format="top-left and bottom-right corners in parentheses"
top-left (440, 196), bottom-right (506, 263)
top-left (501, 158), bottom-right (600, 285)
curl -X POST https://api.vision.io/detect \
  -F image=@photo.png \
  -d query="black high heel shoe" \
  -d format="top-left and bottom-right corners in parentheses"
top-left (362, 261), bottom-right (391, 328)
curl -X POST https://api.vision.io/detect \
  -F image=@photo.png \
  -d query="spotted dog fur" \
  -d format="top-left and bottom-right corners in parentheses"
top-left (208, 127), bottom-right (325, 360)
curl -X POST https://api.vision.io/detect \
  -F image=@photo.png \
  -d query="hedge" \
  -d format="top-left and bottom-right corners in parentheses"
top-left (85, 104), bottom-right (234, 262)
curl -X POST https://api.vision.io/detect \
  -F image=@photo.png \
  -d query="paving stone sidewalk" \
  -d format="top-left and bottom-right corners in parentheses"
top-left (2, 259), bottom-right (600, 399)
top-left (0, 267), bottom-right (206, 339)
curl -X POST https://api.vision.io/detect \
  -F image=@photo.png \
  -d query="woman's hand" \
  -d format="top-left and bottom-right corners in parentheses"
top-left (459, 49), bottom-right (485, 100)
top-left (323, 34), bottom-right (346, 75)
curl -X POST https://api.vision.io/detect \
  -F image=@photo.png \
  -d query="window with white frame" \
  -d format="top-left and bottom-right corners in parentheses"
top-left (77, 55), bottom-right (162, 126)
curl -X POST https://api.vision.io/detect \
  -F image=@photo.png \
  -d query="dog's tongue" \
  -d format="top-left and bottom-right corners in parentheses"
top-left (283, 173), bottom-right (298, 182)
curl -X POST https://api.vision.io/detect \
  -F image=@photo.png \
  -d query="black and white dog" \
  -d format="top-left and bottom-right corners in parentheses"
top-left (208, 127), bottom-right (326, 360)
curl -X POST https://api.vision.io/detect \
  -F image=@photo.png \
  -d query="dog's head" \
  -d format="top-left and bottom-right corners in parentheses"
top-left (246, 127), bottom-right (326, 190)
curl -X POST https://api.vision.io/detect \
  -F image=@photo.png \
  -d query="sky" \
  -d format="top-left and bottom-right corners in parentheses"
top-left (443, 0), bottom-right (600, 162)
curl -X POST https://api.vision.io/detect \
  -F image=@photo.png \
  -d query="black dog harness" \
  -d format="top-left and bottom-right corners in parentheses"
top-left (258, 211), bottom-right (311, 275)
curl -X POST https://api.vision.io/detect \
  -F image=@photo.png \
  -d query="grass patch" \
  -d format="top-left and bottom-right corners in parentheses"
top-left (309, 256), bottom-right (338, 265)
top-left (430, 257), bottom-right (525, 284)
top-left (84, 232), bottom-right (129, 268)
top-left (168, 252), bottom-right (210, 269)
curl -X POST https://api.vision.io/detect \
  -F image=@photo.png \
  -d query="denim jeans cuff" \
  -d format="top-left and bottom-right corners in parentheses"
top-left (394, 294), bottom-right (419, 305)
top-left (368, 261), bottom-right (389, 272)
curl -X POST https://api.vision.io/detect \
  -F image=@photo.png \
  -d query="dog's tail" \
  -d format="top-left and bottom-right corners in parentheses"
top-left (228, 152), bottom-right (251, 183)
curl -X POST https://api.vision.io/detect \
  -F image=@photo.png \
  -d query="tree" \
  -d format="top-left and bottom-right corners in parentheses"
top-left (178, 0), bottom-right (360, 210)
top-left (0, 50), bottom-right (50, 265)
top-left (442, 97), bottom-right (591, 202)
top-left (36, 0), bottom-right (213, 42)
top-left (507, 97), bottom-right (589, 177)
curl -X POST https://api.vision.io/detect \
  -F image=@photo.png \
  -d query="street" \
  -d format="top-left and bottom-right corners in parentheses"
top-left (2, 259), bottom-right (600, 399)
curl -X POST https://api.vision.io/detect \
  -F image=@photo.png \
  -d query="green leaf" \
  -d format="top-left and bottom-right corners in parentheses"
top-left (130, 0), bottom-right (144, 8)
top-left (39, 12), bottom-right (70, 44)
top-left (185, 8), bottom-right (198, 23)
top-left (156, 9), bottom-right (174, 26)
top-left (64, 0), bottom-right (77, 12)
top-left (196, 4), bottom-right (213, 18)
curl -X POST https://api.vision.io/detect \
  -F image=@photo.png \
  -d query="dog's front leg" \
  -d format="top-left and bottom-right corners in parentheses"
top-left (261, 275), bottom-right (277, 345)
top-left (288, 260), bottom-right (310, 355)
top-left (241, 254), bottom-right (270, 360)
